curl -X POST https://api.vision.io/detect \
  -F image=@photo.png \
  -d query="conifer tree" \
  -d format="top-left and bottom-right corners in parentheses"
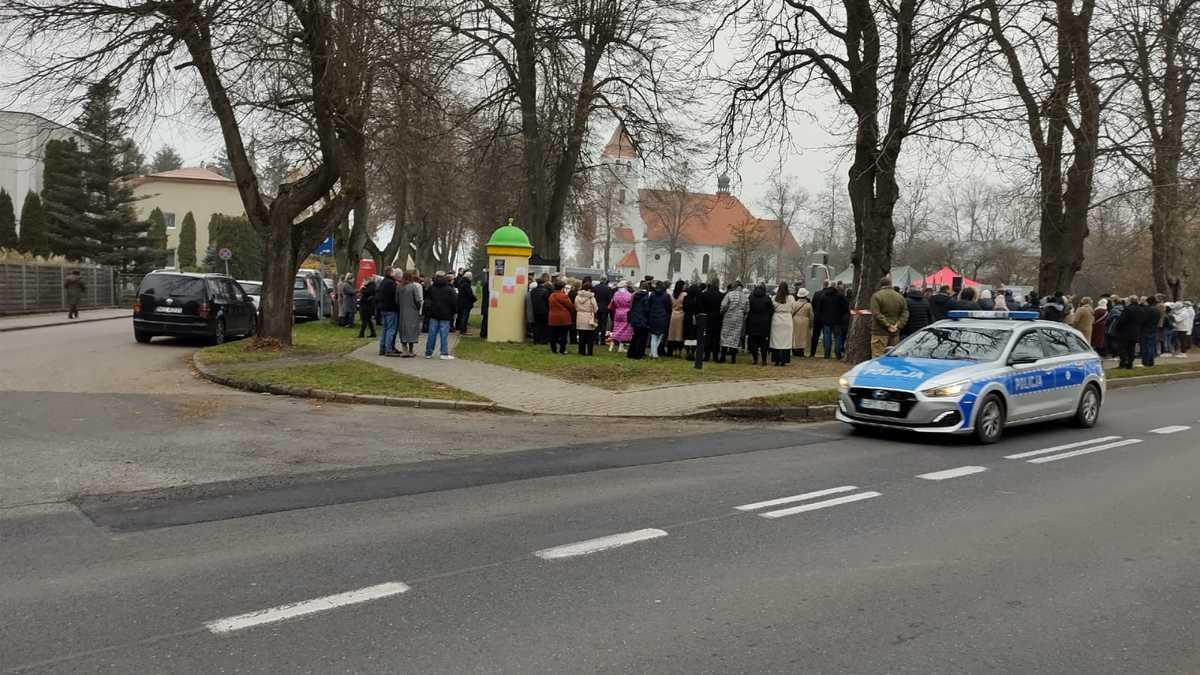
top-left (18, 191), bottom-right (49, 257)
top-left (146, 207), bottom-right (168, 267)
top-left (0, 189), bottom-right (16, 249)
top-left (150, 146), bottom-right (183, 173)
top-left (42, 137), bottom-right (89, 259)
top-left (75, 79), bottom-right (154, 270)
top-left (177, 211), bottom-right (197, 269)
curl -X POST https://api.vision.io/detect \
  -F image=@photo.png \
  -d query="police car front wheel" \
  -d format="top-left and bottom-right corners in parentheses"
top-left (1073, 384), bottom-right (1101, 428)
top-left (974, 395), bottom-right (1006, 444)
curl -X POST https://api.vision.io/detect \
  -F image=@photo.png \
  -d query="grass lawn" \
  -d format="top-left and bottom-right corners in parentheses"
top-left (453, 336), bottom-right (849, 390)
top-left (1105, 357), bottom-right (1200, 379)
top-left (200, 320), bottom-right (373, 365)
top-left (223, 360), bottom-right (487, 401)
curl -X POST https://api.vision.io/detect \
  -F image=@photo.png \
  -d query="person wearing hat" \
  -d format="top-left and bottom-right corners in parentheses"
top-left (791, 287), bottom-right (814, 357)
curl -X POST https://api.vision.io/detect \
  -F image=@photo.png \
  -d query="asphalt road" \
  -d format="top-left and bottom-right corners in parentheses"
top-left (4, 345), bottom-right (1200, 673)
top-left (0, 319), bottom-right (734, 507)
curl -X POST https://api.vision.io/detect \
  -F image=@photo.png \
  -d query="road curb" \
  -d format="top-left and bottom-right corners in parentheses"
top-left (712, 404), bottom-right (838, 422)
top-left (192, 354), bottom-right (512, 414)
top-left (0, 312), bottom-right (128, 333)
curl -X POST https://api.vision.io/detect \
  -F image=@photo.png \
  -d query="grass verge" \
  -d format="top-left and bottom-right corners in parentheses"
top-left (202, 320), bottom-right (487, 403)
top-left (1104, 358), bottom-right (1200, 379)
top-left (200, 320), bottom-right (372, 365)
top-left (453, 336), bottom-right (848, 390)
top-left (223, 360), bottom-right (487, 401)
top-left (725, 389), bottom-right (840, 407)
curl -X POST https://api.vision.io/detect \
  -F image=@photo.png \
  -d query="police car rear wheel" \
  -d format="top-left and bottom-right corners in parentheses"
top-left (1073, 384), bottom-right (1101, 428)
top-left (974, 395), bottom-right (1005, 444)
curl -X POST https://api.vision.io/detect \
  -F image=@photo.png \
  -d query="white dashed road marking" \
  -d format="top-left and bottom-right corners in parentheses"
top-left (1027, 438), bottom-right (1143, 464)
top-left (534, 528), bottom-right (668, 560)
top-left (916, 466), bottom-right (988, 481)
top-left (1004, 436), bottom-right (1123, 460)
top-left (205, 582), bottom-right (410, 634)
top-left (1149, 425), bottom-right (1190, 435)
top-left (734, 486), bottom-right (859, 511)
top-left (759, 491), bottom-right (882, 519)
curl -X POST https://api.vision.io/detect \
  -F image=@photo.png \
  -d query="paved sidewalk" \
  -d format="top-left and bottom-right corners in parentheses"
top-left (0, 308), bottom-right (129, 332)
top-left (352, 338), bottom-right (838, 417)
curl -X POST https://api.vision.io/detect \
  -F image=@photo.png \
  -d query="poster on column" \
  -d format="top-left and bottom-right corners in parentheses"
top-left (515, 266), bottom-right (527, 286)
top-left (502, 276), bottom-right (516, 294)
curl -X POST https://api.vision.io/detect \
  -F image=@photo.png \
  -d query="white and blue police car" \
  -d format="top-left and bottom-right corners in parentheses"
top-left (836, 311), bottom-right (1105, 444)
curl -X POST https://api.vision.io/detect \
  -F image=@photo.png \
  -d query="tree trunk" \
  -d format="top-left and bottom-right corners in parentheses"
top-left (1151, 174), bottom-right (1186, 300)
top-left (259, 216), bottom-right (296, 343)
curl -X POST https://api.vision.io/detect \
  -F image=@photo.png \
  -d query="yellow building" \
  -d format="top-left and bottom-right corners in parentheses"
top-left (132, 167), bottom-right (246, 268)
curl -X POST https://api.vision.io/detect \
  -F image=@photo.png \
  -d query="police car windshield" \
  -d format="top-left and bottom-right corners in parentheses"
top-left (891, 326), bottom-right (1012, 361)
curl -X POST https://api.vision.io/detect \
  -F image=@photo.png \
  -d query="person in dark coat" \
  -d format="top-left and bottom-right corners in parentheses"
top-left (530, 275), bottom-right (551, 344)
top-left (1040, 291), bottom-right (1066, 322)
top-left (626, 282), bottom-right (652, 359)
top-left (592, 278), bottom-right (613, 345)
top-left (376, 268), bottom-right (399, 355)
top-left (955, 286), bottom-right (982, 311)
top-left (699, 276), bottom-right (724, 361)
top-left (816, 285), bottom-right (850, 359)
top-left (682, 283), bottom-right (702, 359)
top-left (357, 277), bottom-right (377, 338)
top-left (647, 281), bottom-right (672, 359)
top-left (1140, 295), bottom-right (1160, 366)
top-left (901, 286), bottom-right (931, 338)
top-left (1113, 295), bottom-right (1143, 369)
top-left (63, 270), bottom-right (86, 319)
top-left (423, 273), bottom-right (458, 359)
top-left (454, 272), bottom-right (477, 335)
top-left (809, 281), bottom-right (830, 357)
top-left (929, 285), bottom-right (954, 322)
top-left (745, 284), bottom-right (773, 365)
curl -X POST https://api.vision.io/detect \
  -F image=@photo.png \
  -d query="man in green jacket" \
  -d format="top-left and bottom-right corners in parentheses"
top-left (869, 277), bottom-right (908, 357)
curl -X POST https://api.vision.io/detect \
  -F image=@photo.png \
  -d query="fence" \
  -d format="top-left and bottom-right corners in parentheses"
top-left (0, 263), bottom-right (117, 314)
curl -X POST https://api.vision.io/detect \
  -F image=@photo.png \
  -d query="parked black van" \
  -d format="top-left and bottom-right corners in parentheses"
top-left (133, 272), bottom-right (257, 344)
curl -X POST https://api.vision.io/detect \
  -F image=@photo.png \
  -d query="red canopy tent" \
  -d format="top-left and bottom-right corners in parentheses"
top-left (921, 266), bottom-right (981, 289)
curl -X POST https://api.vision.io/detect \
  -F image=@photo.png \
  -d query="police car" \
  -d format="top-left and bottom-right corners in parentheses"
top-left (836, 311), bottom-right (1105, 444)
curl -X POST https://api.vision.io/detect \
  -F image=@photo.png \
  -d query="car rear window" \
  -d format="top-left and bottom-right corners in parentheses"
top-left (239, 282), bottom-right (261, 295)
top-left (294, 279), bottom-right (309, 291)
top-left (892, 326), bottom-right (1012, 361)
top-left (139, 274), bottom-right (205, 300)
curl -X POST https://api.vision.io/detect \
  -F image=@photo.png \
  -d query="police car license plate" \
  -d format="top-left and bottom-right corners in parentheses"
top-left (859, 399), bottom-right (900, 413)
top-left (156, 306), bottom-right (183, 314)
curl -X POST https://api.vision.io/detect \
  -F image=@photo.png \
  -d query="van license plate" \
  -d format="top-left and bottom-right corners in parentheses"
top-left (859, 399), bottom-right (900, 412)
top-left (156, 306), bottom-right (183, 314)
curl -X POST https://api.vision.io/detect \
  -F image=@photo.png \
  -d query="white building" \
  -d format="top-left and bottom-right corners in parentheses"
top-left (0, 110), bottom-right (80, 222)
top-left (590, 124), bottom-right (802, 284)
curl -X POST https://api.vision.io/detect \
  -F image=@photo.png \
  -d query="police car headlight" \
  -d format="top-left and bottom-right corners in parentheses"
top-left (838, 376), bottom-right (850, 393)
top-left (922, 380), bottom-right (970, 398)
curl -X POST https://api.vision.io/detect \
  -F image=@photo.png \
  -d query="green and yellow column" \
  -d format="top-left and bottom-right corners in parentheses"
top-left (485, 220), bottom-right (533, 343)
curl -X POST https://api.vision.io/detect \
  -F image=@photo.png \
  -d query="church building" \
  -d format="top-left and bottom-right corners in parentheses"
top-left (590, 124), bottom-right (802, 284)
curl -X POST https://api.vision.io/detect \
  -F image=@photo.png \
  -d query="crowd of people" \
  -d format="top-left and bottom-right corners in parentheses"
top-left (333, 266), bottom-right (1198, 371)
top-left (523, 273), bottom-right (859, 365)
top-left (335, 268), bottom-right (479, 360)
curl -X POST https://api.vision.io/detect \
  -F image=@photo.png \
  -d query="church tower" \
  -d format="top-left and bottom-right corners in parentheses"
top-left (595, 123), bottom-right (643, 275)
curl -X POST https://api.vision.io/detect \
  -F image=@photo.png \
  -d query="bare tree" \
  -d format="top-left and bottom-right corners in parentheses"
top-left (980, 0), bottom-right (1102, 296)
top-left (725, 216), bottom-right (768, 283)
top-left (436, 0), bottom-right (696, 262)
top-left (639, 159), bottom-right (709, 279)
top-left (717, 0), bottom-right (988, 362)
top-left (2, 0), bottom-right (371, 344)
top-left (1103, 0), bottom-right (1200, 299)
top-left (760, 172), bottom-right (809, 282)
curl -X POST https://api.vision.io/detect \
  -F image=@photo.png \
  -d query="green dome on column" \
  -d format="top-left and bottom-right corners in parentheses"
top-left (486, 219), bottom-right (532, 249)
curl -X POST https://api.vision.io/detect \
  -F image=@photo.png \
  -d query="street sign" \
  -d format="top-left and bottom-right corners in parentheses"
top-left (314, 236), bottom-right (334, 255)
top-left (218, 248), bottom-right (233, 260)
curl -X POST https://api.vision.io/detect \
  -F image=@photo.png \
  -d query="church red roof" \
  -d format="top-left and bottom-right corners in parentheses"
top-left (615, 249), bottom-right (640, 268)
top-left (639, 190), bottom-right (803, 255)
top-left (614, 227), bottom-right (635, 243)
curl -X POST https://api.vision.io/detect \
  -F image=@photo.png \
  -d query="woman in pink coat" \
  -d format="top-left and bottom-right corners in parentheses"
top-left (608, 281), bottom-right (634, 352)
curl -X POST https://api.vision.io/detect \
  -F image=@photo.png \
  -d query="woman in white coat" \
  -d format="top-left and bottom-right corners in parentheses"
top-left (770, 283), bottom-right (799, 366)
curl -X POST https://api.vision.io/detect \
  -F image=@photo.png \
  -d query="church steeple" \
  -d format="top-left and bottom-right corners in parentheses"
top-left (600, 122), bottom-right (639, 161)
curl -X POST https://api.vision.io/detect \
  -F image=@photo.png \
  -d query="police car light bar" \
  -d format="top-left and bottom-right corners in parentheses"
top-left (946, 310), bottom-right (1039, 321)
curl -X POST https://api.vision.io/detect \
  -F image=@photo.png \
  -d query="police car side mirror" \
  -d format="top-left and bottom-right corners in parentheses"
top-left (1008, 355), bottom-right (1039, 366)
